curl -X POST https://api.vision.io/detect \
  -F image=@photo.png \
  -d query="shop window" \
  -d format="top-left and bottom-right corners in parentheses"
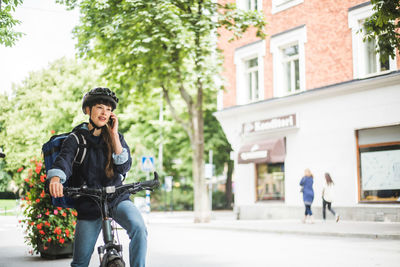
top-left (270, 25), bottom-right (306, 97)
top-left (357, 125), bottom-right (400, 203)
top-left (256, 163), bottom-right (285, 201)
top-left (348, 3), bottom-right (397, 79)
top-left (272, 0), bottom-right (303, 14)
top-left (234, 40), bottom-right (265, 105)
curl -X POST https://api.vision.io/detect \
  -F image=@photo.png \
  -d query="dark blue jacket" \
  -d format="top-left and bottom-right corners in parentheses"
top-left (47, 123), bottom-right (132, 220)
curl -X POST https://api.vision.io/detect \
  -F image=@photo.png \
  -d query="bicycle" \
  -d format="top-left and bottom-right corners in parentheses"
top-left (63, 172), bottom-right (160, 267)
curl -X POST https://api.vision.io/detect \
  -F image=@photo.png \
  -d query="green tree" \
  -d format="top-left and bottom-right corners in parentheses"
top-left (363, 0), bottom-right (400, 62)
top-left (0, 0), bottom-right (24, 46)
top-left (57, 0), bottom-right (266, 222)
top-left (0, 58), bottom-right (106, 186)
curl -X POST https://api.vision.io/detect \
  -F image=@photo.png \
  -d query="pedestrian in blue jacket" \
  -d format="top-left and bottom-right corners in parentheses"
top-left (48, 87), bottom-right (146, 267)
top-left (300, 168), bottom-right (315, 223)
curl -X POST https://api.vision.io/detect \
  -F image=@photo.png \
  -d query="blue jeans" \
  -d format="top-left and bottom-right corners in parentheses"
top-left (304, 204), bottom-right (312, 216)
top-left (71, 200), bottom-right (147, 267)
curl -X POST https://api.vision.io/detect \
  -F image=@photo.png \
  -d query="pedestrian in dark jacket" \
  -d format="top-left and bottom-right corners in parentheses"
top-left (48, 87), bottom-right (146, 267)
top-left (300, 168), bottom-right (315, 223)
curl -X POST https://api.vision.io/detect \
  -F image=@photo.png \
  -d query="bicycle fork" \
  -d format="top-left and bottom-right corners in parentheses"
top-left (98, 198), bottom-right (124, 266)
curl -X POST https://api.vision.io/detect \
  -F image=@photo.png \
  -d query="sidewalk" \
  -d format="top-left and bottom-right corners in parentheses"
top-left (146, 210), bottom-right (400, 240)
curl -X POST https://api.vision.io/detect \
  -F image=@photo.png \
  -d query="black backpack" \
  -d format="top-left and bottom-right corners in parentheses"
top-left (42, 124), bottom-right (88, 208)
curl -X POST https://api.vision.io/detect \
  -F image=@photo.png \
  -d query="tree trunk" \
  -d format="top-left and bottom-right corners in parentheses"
top-left (225, 159), bottom-right (234, 209)
top-left (192, 107), bottom-right (210, 223)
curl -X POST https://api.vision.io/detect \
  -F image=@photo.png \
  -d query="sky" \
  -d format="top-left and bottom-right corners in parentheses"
top-left (0, 0), bottom-right (80, 95)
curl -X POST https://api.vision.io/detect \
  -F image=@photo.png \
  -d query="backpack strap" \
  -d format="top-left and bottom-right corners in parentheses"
top-left (70, 132), bottom-right (88, 165)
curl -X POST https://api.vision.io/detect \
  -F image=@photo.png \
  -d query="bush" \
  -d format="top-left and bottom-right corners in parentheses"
top-left (212, 190), bottom-right (234, 210)
top-left (19, 159), bottom-right (77, 255)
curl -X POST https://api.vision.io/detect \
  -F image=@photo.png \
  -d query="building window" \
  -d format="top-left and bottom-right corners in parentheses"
top-left (236, 0), bottom-right (262, 11)
top-left (271, 0), bottom-right (304, 14)
top-left (270, 25), bottom-right (306, 97)
top-left (234, 40), bottom-right (265, 105)
top-left (282, 44), bottom-right (300, 93)
top-left (348, 4), bottom-right (397, 79)
top-left (364, 34), bottom-right (390, 75)
top-left (356, 125), bottom-right (400, 203)
top-left (245, 58), bottom-right (259, 101)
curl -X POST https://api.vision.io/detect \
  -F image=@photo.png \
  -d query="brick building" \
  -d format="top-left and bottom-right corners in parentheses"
top-left (214, 0), bottom-right (400, 221)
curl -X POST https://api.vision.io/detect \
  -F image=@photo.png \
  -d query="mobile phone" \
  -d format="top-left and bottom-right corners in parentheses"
top-left (108, 117), bottom-right (114, 128)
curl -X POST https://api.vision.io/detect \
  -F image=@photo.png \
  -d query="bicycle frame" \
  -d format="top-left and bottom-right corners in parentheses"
top-left (64, 172), bottom-right (159, 267)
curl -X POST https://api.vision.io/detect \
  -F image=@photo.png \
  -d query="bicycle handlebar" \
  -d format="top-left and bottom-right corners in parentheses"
top-left (63, 171), bottom-right (160, 200)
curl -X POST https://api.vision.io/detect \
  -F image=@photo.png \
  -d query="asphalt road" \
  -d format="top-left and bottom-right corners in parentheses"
top-left (0, 215), bottom-right (399, 267)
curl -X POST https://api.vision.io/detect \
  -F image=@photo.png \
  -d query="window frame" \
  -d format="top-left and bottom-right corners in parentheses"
top-left (270, 25), bottom-right (307, 97)
top-left (234, 40), bottom-right (266, 105)
top-left (271, 0), bottom-right (304, 14)
top-left (236, 0), bottom-right (263, 11)
top-left (348, 4), bottom-right (397, 79)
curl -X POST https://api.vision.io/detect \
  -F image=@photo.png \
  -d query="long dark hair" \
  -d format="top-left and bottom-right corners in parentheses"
top-left (88, 99), bottom-right (115, 179)
top-left (325, 172), bottom-right (334, 185)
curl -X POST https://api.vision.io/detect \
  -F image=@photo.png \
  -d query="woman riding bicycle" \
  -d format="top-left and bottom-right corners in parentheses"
top-left (48, 87), bottom-right (147, 267)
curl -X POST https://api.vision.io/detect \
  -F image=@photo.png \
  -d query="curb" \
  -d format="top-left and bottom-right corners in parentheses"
top-left (148, 218), bottom-right (400, 240)
top-left (190, 224), bottom-right (400, 240)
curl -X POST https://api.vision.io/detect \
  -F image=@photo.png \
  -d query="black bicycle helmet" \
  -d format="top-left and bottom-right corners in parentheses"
top-left (82, 87), bottom-right (119, 114)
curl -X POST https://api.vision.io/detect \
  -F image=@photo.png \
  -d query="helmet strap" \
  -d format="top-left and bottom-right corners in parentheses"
top-left (88, 108), bottom-right (106, 135)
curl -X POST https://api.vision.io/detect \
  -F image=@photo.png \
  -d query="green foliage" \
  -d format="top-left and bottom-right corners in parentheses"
top-left (212, 190), bottom-right (232, 210)
top-left (54, 1), bottom-right (258, 216)
top-left (0, 0), bottom-right (24, 46)
top-left (0, 160), bottom-right (12, 191)
top-left (19, 159), bottom-right (77, 254)
top-left (57, 0), bottom-right (266, 128)
top-left (363, 0), bottom-right (400, 62)
top-left (0, 58), bottom-right (106, 185)
top-left (150, 185), bottom-right (194, 211)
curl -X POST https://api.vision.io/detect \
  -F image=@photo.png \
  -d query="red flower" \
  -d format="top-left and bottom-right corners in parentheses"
top-left (17, 167), bottom-right (24, 173)
top-left (59, 238), bottom-right (65, 244)
top-left (35, 199), bottom-right (40, 203)
top-left (36, 223), bottom-right (43, 230)
top-left (62, 212), bottom-right (67, 217)
top-left (47, 237), bottom-right (52, 242)
top-left (39, 230), bottom-right (45, 235)
top-left (24, 178), bottom-right (30, 183)
top-left (40, 175), bottom-right (46, 183)
top-left (45, 210), bottom-right (50, 216)
top-left (53, 227), bottom-right (62, 235)
top-left (57, 207), bottom-right (62, 211)
top-left (40, 190), bottom-right (45, 198)
top-left (44, 221), bottom-right (51, 227)
top-left (65, 229), bottom-right (70, 237)
top-left (71, 210), bottom-right (78, 216)
top-left (51, 130), bottom-right (55, 134)
top-left (43, 246), bottom-right (48, 251)
top-left (35, 162), bottom-right (42, 174)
